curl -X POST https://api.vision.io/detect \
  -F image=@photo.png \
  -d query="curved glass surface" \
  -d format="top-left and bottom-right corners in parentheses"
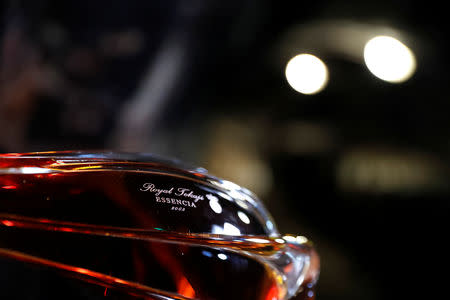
top-left (0, 151), bottom-right (319, 300)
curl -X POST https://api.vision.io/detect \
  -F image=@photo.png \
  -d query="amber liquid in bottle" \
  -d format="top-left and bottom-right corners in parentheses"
top-left (0, 153), bottom-right (318, 300)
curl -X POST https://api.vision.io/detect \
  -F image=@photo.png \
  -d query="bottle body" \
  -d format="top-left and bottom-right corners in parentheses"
top-left (0, 152), bottom-right (319, 299)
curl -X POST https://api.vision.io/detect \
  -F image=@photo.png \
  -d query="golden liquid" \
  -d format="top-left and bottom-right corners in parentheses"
top-left (0, 153), bottom-right (318, 299)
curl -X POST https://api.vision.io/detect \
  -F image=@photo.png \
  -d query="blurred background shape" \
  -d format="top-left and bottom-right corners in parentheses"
top-left (363, 35), bottom-right (416, 83)
top-left (1, 0), bottom-right (449, 299)
top-left (285, 53), bottom-right (329, 94)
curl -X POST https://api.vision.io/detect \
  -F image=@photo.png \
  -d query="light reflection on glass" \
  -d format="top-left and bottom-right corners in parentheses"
top-left (211, 222), bottom-right (241, 236)
top-left (0, 167), bottom-right (54, 174)
top-left (237, 211), bottom-right (251, 224)
top-left (217, 253), bottom-right (228, 260)
top-left (211, 224), bottom-right (223, 234)
top-left (74, 267), bottom-right (90, 274)
top-left (235, 199), bottom-right (249, 210)
top-left (296, 236), bottom-right (308, 244)
top-left (223, 222), bottom-right (241, 235)
top-left (283, 235), bottom-right (308, 244)
top-left (217, 191), bottom-right (233, 201)
top-left (246, 238), bottom-right (270, 244)
top-left (283, 235), bottom-right (297, 243)
top-left (1, 220), bottom-right (14, 226)
top-left (266, 220), bottom-right (274, 231)
top-left (207, 194), bottom-right (223, 214)
top-left (285, 54), bottom-right (328, 95)
top-left (1, 185), bottom-right (17, 190)
top-left (212, 179), bottom-right (242, 192)
top-left (201, 250), bottom-right (213, 258)
top-left (364, 35), bottom-right (416, 83)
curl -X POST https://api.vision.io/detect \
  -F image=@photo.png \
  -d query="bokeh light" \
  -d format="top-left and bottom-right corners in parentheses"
top-left (285, 54), bottom-right (329, 95)
top-left (364, 36), bottom-right (416, 83)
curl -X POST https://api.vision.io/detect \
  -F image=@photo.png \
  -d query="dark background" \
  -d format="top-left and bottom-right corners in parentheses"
top-left (1, 1), bottom-right (449, 299)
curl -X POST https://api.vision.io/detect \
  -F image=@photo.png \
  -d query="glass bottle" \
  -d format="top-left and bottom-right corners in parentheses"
top-left (0, 151), bottom-right (319, 299)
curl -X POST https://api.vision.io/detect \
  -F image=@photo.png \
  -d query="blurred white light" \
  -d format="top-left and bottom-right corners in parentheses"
top-left (0, 167), bottom-right (53, 174)
top-left (266, 220), bottom-right (274, 230)
top-left (285, 54), bottom-right (329, 95)
top-left (246, 238), bottom-right (270, 244)
top-left (211, 223), bottom-right (241, 235)
top-left (211, 224), bottom-right (223, 234)
top-left (237, 211), bottom-right (251, 224)
top-left (364, 36), bottom-right (416, 83)
top-left (283, 235), bottom-right (297, 243)
top-left (217, 253), bottom-right (228, 260)
top-left (202, 250), bottom-right (213, 258)
top-left (207, 194), bottom-right (222, 214)
top-left (296, 235), bottom-right (309, 244)
top-left (223, 222), bottom-right (241, 235)
top-left (282, 235), bottom-right (309, 244)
